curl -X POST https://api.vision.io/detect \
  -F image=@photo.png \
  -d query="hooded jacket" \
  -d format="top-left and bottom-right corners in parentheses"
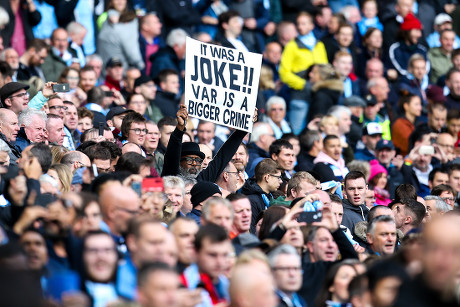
top-left (241, 178), bottom-right (273, 233)
top-left (15, 128), bottom-right (31, 152)
top-left (309, 78), bottom-right (344, 119)
top-left (341, 198), bottom-right (368, 238)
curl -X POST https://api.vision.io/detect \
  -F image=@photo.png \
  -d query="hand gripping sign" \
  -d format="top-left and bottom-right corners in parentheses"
top-left (184, 37), bottom-right (262, 133)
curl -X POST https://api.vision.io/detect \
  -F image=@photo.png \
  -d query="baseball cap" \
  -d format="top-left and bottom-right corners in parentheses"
top-left (363, 123), bottom-right (383, 136)
top-left (344, 96), bottom-right (366, 108)
top-left (106, 57), bottom-right (123, 69)
top-left (376, 139), bottom-right (395, 151)
top-left (364, 94), bottom-right (378, 106)
top-left (0, 82), bottom-right (30, 103)
top-left (106, 106), bottom-right (134, 121)
top-left (134, 76), bottom-right (154, 88)
top-left (434, 13), bottom-right (452, 26)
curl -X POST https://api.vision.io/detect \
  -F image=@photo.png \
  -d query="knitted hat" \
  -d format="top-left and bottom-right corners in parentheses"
top-left (400, 13), bottom-right (422, 31)
top-left (368, 159), bottom-right (387, 182)
top-left (190, 181), bottom-right (222, 207)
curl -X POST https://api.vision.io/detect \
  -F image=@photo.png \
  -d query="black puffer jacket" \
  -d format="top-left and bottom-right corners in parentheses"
top-left (241, 178), bottom-right (273, 233)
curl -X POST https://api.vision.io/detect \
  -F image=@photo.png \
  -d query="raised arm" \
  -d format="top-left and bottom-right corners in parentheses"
top-left (161, 105), bottom-right (187, 177)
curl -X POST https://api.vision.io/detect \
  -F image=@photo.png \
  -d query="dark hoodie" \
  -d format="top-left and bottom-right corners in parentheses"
top-left (341, 198), bottom-right (368, 238)
top-left (241, 178), bottom-right (273, 234)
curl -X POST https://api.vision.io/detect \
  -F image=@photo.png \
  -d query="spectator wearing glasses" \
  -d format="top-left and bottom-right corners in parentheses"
top-left (215, 162), bottom-right (241, 198)
top-left (242, 158), bottom-right (283, 232)
top-left (162, 105), bottom-right (248, 185)
top-left (0, 81), bottom-right (55, 115)
top-left (120, 111), bottom-right (147, 156)
top-left (17, 39), bottom-right (48, 82)
top-left (99, 182), bottom-right (140, 257)
top-left (431, 184), bottom-right (456, 209)
top-left (268, 244), bottom-right (305, 307)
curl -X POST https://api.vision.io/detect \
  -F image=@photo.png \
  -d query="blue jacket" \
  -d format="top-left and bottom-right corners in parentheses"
top-left (354, 147), bottom-right (376, 161)
top-left (386, 41), bottom-right (429, 77)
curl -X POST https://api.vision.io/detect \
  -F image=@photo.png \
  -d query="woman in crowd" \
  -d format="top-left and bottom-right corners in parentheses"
top-left (391, 93), bottom-right (422, 156)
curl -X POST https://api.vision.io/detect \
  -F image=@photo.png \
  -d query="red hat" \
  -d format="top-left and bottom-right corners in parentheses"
top-left (400, 13), bottom-right (422, 31)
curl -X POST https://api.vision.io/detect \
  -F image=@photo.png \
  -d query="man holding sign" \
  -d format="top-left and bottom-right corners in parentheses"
top-left (161, 105), bottom-right (253, 184)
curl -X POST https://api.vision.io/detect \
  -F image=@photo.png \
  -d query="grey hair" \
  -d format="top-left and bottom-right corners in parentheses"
top-left (266, 96), bottom-right (286, 112)
top-left (18, 108), bottom-right (47, 127)
top-left (267, 244), bottom-right (301, 268)
top-left (163, 176), bottom-right (185, 196)
top-left (85, 53), bottom-right (103, 64)
top-left (179, 175), bottom-right (197, 187)
top-left (202, 197), bottom-right (234, 221)
top-left (424, 195), bottom-right (452, 213)
top-left (367, 215), bottom-right (395, 236)
top-left (0, 7), bottom-right (9, 28)
top-left (66, 21), bottom-right (86, 35)
top-left (250, 122), bottom-right (271, 143)
top-left (166, 29), bottom-right (188, 48)
top-left (328, 105), bottom-right (351, 119)
top-left (0, 48), bottom-right (17, 61)
top-left (0, 139), bottom-right (11, 154)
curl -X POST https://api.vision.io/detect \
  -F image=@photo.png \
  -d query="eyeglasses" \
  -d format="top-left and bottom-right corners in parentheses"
top-left (442, 197), bottom-right (455, 202)
top-left (226, 171), bottom-right (240, 176)
top-left (9, 92), bottom-right (29, 99)
top-left (75, 161), bottom-right (87, 169)
top-left (130, 128), bottom-right (148, 135)
top-left (272, 266), bottom-right (303, 273)
top-left (84, 247), bottom-right (117, 255)
top-left (269, 173), bottom-right (283, 180)
top-left (181, 157), bottom-right (203, 165)
top-left (49, 105), bottom-right (68, 111)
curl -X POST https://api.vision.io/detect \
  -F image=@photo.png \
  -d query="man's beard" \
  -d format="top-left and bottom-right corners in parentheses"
top-left (179, 166), bottom-right (200, 178)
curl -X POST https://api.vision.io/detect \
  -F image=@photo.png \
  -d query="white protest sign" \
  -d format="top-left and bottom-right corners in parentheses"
top-left (184, 37), bottom-right (262, 133)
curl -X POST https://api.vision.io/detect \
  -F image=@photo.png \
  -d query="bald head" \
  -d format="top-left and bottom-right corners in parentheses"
top-left (422, 215), bottom-right (460, 292)
top-left (230, 264), bottom-right (277, 307)
top-left (0, 108), bottom-right (19, 142)
top-left (61, 151), bottom-right (91, 173)
top-left (310, 190), bottom-right (331, 207)
top-left (100, 183), bottom-right (140, 235)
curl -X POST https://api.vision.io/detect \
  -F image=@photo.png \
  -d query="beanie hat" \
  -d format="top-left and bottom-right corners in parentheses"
top-left (190, 181), bottom-right (222, 207)
top-left (400, 13), bottom-right (422, 31)
top-left (368, 160), bottom-right (387, 182)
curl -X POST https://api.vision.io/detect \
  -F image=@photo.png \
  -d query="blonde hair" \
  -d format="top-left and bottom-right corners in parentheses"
top-left (50, 164), bottom-right (73, 192)
top-left (259, 65), bottom-right (276, 90)
top-left (50, 145), bottom-right (70, 164)
top-left (319, 114), bottom-right (339, 128)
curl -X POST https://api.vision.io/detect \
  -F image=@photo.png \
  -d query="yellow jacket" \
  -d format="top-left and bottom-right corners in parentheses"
top-left (279, 37), bottom-right (328, 91)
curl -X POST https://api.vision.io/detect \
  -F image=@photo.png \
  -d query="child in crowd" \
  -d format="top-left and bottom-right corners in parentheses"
top-left (356, 0), bottom-right (383, 37)
top-left (369, 159), bottom-right (391, 206)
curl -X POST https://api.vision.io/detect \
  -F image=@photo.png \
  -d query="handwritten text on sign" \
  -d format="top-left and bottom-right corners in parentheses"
top-left (184, 37), bottom-right (262, 133)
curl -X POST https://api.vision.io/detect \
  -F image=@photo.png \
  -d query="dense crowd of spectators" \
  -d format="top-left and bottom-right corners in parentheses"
top-left (0, 0), bottom-right (460, 306)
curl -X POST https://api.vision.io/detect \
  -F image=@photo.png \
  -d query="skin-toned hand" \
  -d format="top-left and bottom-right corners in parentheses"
top-left (407, 144), bottom-right (422, 162)
top-left (281, 194), bottom-right (320, 229)
top-left (253, 107), bottom-right (258, 123)
top-left (264, 22), bottom-right (276, 36)
top-left (307, 118), bottom-right (321, 131)
top-left (112, 90), bottom-right (126, 106)
top-left (391, 155), bottom-right (404, 170)
top-left (312, 205), bottom-right (339, 232)
top-left (244, 18), bottom-right (257, 30)
top-left (13, 206), bottom-right (48, 235)
top-left (177, 288), bottom-right (203, 307)
top-left (122, 174), bottom-right (143, 188)
top-left (42, 82), bottom-right (57, 98)
top-left (23, 156), bottom-right (42, 180)
top-left (387, 69), bottom-right (398, 80)
top-left (61, 292), bottom-right (90, 307)
top-left (8, 175), bottom-right (27, 206)
top-left (353, 243), bottom-right (366, 253)
top-left (176, 104), bottom-right (188, 131)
